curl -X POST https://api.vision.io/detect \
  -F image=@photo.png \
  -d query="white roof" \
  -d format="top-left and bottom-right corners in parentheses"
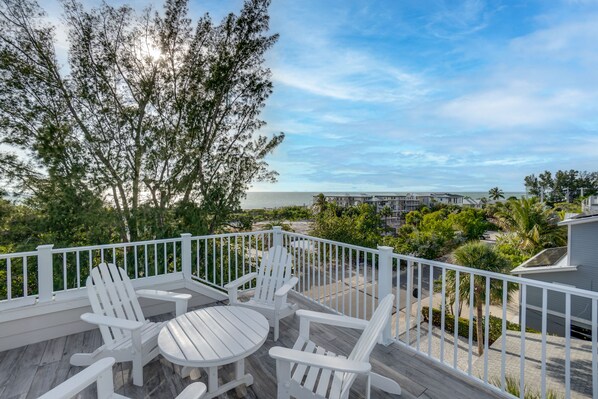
top-left (558, 214), bottom-right (598, 226)
top-left (511, 247), bottom-right (577, 275)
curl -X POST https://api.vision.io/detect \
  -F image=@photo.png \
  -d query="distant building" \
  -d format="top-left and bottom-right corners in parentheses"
top-left (313, 192), bottom-right (466, 222)
top-left (512, 214), bottom-right (598, 337)
top-left (315, 193), bottom-right (372, 208)
top-left (582, 195), bottom-right (598, 213)
top-left (462, 197), bottom-right (483, 208)
top-left (430, 193), bottom-right (464, 206)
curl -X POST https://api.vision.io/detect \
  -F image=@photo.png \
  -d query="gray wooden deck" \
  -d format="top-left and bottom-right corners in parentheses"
top-left (0, 292), bottom-right (508, 399)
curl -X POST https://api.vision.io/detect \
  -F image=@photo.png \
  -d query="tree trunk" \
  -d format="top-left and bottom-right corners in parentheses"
top-left (476, 302), bottom-right (484, 356)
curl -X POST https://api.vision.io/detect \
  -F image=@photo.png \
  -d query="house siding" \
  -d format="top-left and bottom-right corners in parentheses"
top-left (520, 222), bottom-right (598, 335)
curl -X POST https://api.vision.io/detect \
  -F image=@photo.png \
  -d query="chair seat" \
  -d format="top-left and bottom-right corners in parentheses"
top-left (244, 298), bottom-right (296, 311)
top-left (108, 320), bottom-right (164, 351)
top-left (290, 337), bottom-right (347, 398)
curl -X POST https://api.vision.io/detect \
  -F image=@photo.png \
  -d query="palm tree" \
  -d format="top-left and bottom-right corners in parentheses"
top-left (450, 242), bottom-right (514, 356)
top-left (488, 187), bottom-right (505, 201)
top-left (313, 193), bottom-right (328, 213)
top-left (494, 197), bottom-right (566, 254)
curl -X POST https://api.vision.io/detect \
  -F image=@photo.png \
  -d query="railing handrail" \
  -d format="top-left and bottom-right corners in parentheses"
top-left (50, 237), bottom-right (183, 253)
top-left (281, 230), bottom-right (598, 301)
top-left (0, 250), bottom-right (37, 260)
top-left (393, 253), bottom-right (598, 300)
top-left (281, 230), bottom-right (380, 253)
top-left (190, 230), bottom-right (274, 240)
top-left (4, 229), bottom-right (598, 304)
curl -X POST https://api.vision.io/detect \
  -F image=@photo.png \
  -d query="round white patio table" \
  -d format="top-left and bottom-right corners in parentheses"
top-left (158, 306), bottom-right (269, 398)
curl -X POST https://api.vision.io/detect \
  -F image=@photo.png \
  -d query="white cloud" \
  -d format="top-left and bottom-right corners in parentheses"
top-left (272, 60), bottom-right (426, 104)
top-left (509, 16), bottom-right (598, 64)
top-left (436, 14), bottom-right (598, 129)
top-left (424, 0), bottom-right (493, 39)
top-left (439, 85), bottom-right (589, 128)
top-left (318, 114), bottom-right (354, 124)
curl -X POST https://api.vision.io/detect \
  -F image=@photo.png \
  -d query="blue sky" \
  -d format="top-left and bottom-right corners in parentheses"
top-left (45, 0), bottom-right (598, 192)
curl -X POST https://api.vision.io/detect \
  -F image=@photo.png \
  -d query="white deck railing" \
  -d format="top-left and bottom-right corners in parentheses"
top-left (0, 230), bottom-right (272, 307)
top-left (1, 227), bottom-right (597, 398)
top-left (279, 230), bottom-right (598, 399)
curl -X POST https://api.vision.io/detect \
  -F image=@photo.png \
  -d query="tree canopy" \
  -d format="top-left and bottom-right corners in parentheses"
top-left (0, 0), bottom-right (283, 241)
top-left (310, 203), bottom-right (382, 249)
top-left (493, 197), bottom-right (566, 255)
top-left (524, 170), bottom-right (598, 204)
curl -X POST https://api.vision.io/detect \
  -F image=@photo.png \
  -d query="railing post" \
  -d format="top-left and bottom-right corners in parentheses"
top-left (37, 244), bottom-right (54, 303)
top-left (378, 245), bottom-right (394, 345)
top-left (180, 233), bottom-right (192, 280)
top-left (273, 226), bottom-right (283, 247)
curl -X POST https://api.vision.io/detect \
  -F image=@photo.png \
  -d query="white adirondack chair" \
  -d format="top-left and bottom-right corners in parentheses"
top-left (269, 294), bottom-right (402, 399)
top-left (38, 357), bottom-right (206, 399)
top-left (224, 245), bottom-right (298, 341)
top-left (70, 263), bottom-right (192, 386)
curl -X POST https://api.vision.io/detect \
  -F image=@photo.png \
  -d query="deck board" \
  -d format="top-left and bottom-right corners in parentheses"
top-left (0, 293), bottom-right (508, 399)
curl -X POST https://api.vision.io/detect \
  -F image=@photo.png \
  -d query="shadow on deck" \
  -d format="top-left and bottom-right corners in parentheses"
top-left (0, 292), bottom-right (508, 399)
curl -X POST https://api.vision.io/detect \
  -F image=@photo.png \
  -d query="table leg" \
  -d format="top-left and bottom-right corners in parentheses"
top-left (208, 367), bottom-right (218, 394)
top-left (235, 359), bottom-right (244, 380)
top-left (236, 358), bottom-right (253, 386)
top-left (203, 360), bottom-right (254, 398)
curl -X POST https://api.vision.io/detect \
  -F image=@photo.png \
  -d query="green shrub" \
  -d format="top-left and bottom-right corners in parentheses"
top-left (490, 375), bottom-right (562, 399)
top-left (421, 306), bottom-right (539, 345)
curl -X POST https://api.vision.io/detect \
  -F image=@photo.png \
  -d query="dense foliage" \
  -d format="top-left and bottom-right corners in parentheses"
top-left (381, 206), bottom-right (492, 259)
top-left (422, 306), bottom-right (539, 347)
top-left (238, 206), bottom-right (312, 223)
top-left (310, 202), bottom-right (382, 248)
top-left (0, 0), bottom-right (282, 241)
top-left (492, 197), bottom-right (566, 256)
top-left (524, 169), bottom-right (598, 204)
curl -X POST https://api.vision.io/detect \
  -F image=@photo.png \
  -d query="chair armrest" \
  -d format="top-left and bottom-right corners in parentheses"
top-left (38, 358), bottom-right (116, 399)
top-left (176, 382), bottom-right (207, 399)
top-left (298, 309), bottom-right (369, 330)
top-left (81, 313), bottom-right (144, 331)
top-left (136, 289), bottom-right (191, 316)
top-left (274, 276), bottom-right (299, 298)
top-left (269, 347), bottom-right (371, 374)
top-left (136, 289), bottom-right (191, 302)
top-left (223, 272), bottom-right (258, 290)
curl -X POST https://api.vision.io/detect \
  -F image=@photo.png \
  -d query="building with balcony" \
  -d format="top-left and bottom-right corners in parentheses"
top-left (583, 195), bottom-right (598, 214)
top-left (315, 192), bottom-right (466, 216)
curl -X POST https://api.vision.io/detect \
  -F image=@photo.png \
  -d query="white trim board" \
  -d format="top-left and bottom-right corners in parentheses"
top-left (0, 284), bottom-right (217, 352)
top-left (0, 274), bottom-right (187, 323)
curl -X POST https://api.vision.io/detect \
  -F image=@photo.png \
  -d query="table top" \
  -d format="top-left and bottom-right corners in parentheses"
top-left (158, 306), bottom-right (269, 368)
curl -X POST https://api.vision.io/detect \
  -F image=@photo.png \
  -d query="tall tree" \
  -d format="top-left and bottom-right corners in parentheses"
top-left (0, 0), bottom-right (283, 241)
top-left (451, 242), bottom-right (514, 356)
top-left (524, 170), bottom-right (598, 203)
top-left (313, 193), bottom-right (328, 214)
top-left (495, 197), bottom-right (566, 254)
top-left (488, 187), bottom-right (504, 201)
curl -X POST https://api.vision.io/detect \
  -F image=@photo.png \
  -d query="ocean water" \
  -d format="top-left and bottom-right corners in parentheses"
top-left (241, 192), bottom-right (526, 209)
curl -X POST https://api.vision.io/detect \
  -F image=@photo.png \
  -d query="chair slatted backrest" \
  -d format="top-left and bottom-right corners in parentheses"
top-left (339, 294), bottom-right (394, 397)
top-left (253, 246), bottom-right (293, 305)
top-left (87, 263), bottom-right (146, 346)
